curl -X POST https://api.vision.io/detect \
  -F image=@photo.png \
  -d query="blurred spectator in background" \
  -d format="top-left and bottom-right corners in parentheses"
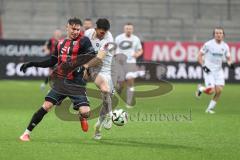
top-left (40, 29), bottom-right (62, 90)
top-left (83, 18), bottom-right (93, 31)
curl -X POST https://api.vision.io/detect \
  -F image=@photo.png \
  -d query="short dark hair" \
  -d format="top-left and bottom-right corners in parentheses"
top-left (68, 17), bottom-right (82, 26)
top-left (84, 18), bottom-right (92, 22)
top-left (96, 18), bottom-right (110, 31)
top-left (125, 22), bottom-right (133, 26)
top-left (213, 27), bottom-right (225, 36)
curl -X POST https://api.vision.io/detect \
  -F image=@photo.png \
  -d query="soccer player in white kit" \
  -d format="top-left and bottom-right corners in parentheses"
top-left (196, 27), bottom-right (234, 114)
top-left (115, 23), bottom-right (143, 108)
top-left (83, 18), bottom-right (114, 139)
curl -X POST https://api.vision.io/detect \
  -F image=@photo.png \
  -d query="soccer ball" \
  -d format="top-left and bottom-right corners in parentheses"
top-left (112, 109), bottom-right (128, 126)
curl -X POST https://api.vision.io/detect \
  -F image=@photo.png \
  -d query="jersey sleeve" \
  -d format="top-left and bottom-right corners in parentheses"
top-left (135, 37), bottom-right (142, 51)
top-left (32, 45), bottom-right (58, 68)
top-left (84, 29), bottom-right (91, 38)
top-left (99, 39), bottom-right (109, 51)
top-left (99, 33), bottom-right (114, 51)
top-left (115, 35), bottom-right (120, 45)
top-left (80, 37), bottom-right (96, 55)
top-left (200, 43), bottom-right (208, 55)
top-left (225, 44), bottom-right (230, 57)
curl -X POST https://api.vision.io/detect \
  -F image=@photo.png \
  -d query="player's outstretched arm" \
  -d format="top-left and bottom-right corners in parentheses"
top-left (198, 51), bottom-right (210, 73)
top-left (198, 51), bottom-right (204, 66)
top-left (83, 50), bottom-right (106, 69)
top-left (226, 54), bottom-right (234, 69)
top-left (20, 55), bottom-right (58, 73)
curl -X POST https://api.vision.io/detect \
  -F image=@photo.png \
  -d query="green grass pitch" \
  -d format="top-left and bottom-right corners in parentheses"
top-left (0, 80), bottom-right (239, 160)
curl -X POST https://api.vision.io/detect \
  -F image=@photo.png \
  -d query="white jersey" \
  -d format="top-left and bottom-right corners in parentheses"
top-left (115, 33), bottom-right (142, 63)
top-left (200, 39), bottom-right (230, 72)
top-left (84, 28), bottom-right (114, 73)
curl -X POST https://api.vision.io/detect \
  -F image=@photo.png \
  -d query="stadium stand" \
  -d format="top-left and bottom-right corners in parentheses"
top-left (0, 0), bottom-right (240, 41)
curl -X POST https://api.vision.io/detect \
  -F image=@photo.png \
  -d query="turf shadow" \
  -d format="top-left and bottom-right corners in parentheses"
top-left (96, 138), bottom-right (202, 151)
top-left (31, 137), bottom-right (201, 151)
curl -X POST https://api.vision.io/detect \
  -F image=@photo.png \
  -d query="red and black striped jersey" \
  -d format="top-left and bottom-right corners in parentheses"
top-left (53, 35), bottom-right (95, 80)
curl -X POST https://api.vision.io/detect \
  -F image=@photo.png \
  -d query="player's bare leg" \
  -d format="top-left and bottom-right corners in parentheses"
top-left (196, 84), bottom-right (215, 98)
top-left (20, 101), bottom-right (53, 142)
top-left (78, 106), bottom-right (90, 132)
top-left (205, 86), bottom-right (223, 114)
top-left (96, 74), bottom-right (113, 128)
top-left (93, 75), bottom-right (113, 139)
top-left (94, 121), bottom-right (102, 140)
top-left (94, 103), bottom-right (108, 140)
top-left (126, 78), bottom-right (135, 108)
top-left (116, 80), bottom-right (125, 94)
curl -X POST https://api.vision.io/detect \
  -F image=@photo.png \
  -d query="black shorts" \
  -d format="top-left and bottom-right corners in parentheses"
top-left (45, 89), bottom-right (89, 111)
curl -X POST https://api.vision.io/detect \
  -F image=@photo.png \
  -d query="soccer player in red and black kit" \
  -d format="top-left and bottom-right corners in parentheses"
top-left (19, 17), bottom-right (96, 142)
top-left (41, 29), bottom-right (62, 90)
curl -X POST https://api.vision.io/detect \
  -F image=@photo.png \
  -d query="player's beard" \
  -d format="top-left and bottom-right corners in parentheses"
top-left (71, 33), bottom-right (79, 40)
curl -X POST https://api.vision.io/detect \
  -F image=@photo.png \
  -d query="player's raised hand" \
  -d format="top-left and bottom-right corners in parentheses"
top-left (20, 62), bottom-right (33, 73)
top-left (202, 66), bottom-right (211, 73)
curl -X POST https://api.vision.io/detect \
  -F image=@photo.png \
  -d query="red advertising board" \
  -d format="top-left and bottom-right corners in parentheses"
top-left (144, 41), bottom-right (240, 63)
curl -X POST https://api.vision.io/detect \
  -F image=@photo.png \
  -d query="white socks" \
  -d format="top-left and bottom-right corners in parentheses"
top-left (127, 87), bottom-right (134, 105)
top-left (96, 111), bottom-right (113, 129)
top-left (24, 129), bottom-right (31, 135)
top-left (206, 100), bottom-right (217, 111)
top-left (199, 86), bottom-right (206, 92)
top-left (109, 111), bottom-right (113, 117)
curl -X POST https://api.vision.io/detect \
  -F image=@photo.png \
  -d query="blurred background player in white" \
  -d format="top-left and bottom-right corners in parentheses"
top-left (40, 29), bottom-right (62, 90)
top-left (83, 18), bottom-right (114, 139)
top-left (115, 23), bottom-right (143, 108)
top-left (196, 27), bottom-right (234, 114)
top-left (83, 18), bottom-right (93, 31)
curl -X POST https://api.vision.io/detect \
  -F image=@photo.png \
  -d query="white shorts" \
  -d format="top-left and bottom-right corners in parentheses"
top-left (203, 70), bottom-right (225, 88)
top-left (126, 71), bottom-right (138, 79)
top-left (126, 69), bottom-right (145, 80)
top-left (97, 72), bottom-right (115, 94)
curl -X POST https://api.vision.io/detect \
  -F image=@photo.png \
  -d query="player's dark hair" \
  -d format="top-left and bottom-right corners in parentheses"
top-left (125, 22), bottom-right (133, 26)
top-left (84, 18), bottom-right (92, 22)
top-left (96, 18), bottom-right (110, 31)
top-left (213, 27), bottom-right (225, 37)
top-left (68, 17), bottom-right (82, 26)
